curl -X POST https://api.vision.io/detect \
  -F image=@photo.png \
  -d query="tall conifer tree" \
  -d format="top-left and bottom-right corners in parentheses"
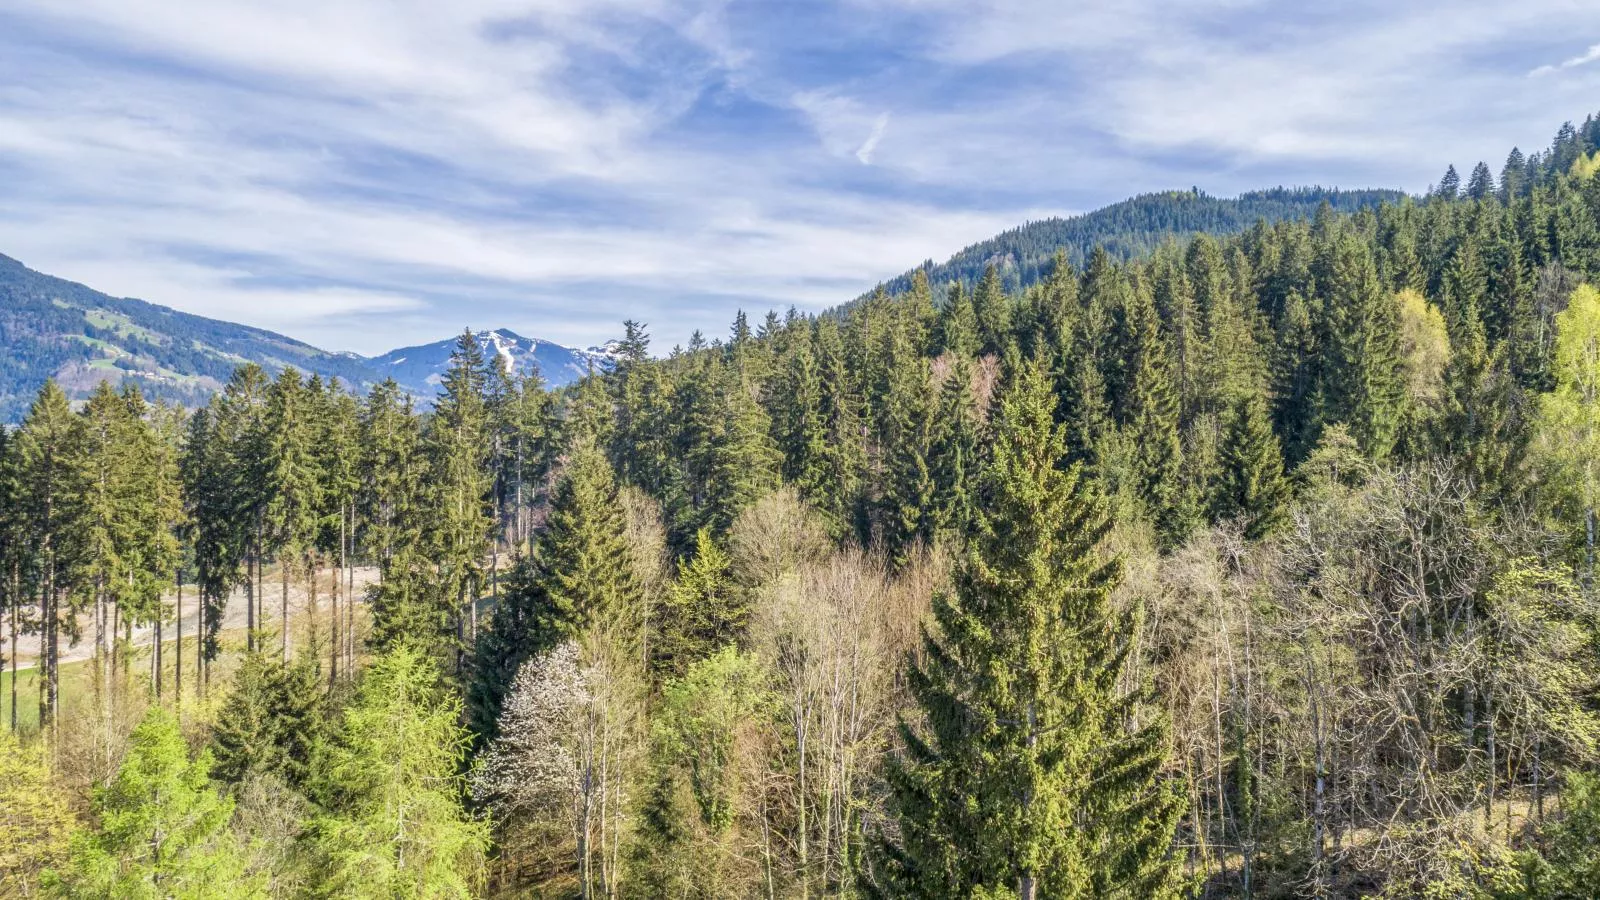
top-left (877, 357), bottom-right (1184, 900)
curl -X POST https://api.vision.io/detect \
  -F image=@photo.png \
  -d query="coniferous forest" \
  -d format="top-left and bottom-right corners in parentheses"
top-left (3, 118), bottom-right (1600, 899)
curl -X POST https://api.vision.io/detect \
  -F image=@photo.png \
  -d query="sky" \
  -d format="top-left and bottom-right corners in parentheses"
top-left (1, 1), bottom-right (1598, 356)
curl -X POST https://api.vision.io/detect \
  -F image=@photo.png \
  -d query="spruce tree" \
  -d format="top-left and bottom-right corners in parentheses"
top-left (1466, 161), bottom-right (1496, 200)
top-left (815, 315), bottom-right (868, 530)
top-left (211, 651), bottom-right (327, 788)
top-left (469, 439), bottom-right (642, 739)
top-left (651, 528), bottom-right (741, 681)
top-left (1437, 164), bottom-right (1461, 200)
top-left (938, 283), bottom-right (980, 360)
top-left (877, 357), bottom-right (1185, 900)
top-left (929, 358), bottom-right (979, 540)
top-left (774, 323), bottom-right (834, 515)
top-left (703, 369), bottom-right (781, 535)
top-left (1123, 285), bottom-right (1191, 547)
top-left (973, 264), bottom-right (1013, 357)
top-left (428, 331), bottom-right (494, 666)
top-left (14, 380), bottom-right (86, 728)
top-left (1214, 393), bottom-right (1290, 540)
top-left (264, 368), bottom-right (322, 660)
top-left (1327, 237), bottom-right (1406, 459)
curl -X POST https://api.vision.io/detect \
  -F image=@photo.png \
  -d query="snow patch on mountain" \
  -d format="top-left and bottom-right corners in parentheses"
top-left (363, 328), bottom-right (611, 403)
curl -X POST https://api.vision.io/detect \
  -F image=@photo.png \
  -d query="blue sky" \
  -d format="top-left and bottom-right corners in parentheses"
top-left (1, 1), bottom-right (1597, 356)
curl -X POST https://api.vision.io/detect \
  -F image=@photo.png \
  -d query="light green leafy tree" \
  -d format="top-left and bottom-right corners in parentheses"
top-left (310, 646), bottom-right (489, 898)
top-left (50, 708), bottom-right (260, 899)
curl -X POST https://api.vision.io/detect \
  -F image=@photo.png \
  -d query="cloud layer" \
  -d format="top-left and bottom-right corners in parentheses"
top-left (0, 1), bottom-right (1596, 354)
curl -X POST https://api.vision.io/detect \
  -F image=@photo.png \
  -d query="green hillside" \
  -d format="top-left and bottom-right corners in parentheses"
top-left (878, 186), bottom-right (1406, 296)
top-left (0, 253), bottom-right (376, 422)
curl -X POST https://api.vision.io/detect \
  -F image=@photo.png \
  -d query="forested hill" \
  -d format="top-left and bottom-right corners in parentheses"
top-left (877, 186), bottom-right (1406, 296)
top-left (0, 255), bottom-right (610, 422)
top-left (0, 253), bottom-right (377, 423)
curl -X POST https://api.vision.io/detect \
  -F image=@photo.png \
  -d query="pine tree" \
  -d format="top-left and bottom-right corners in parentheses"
top-left (1466, 161), bottom-right (1496, 200)
top-left (181, 404), bottom-right (234, 680)
top-left (14, 380), bottom-right (85, 729)
top-left (651, 528), bottom-right (741, 681)
top-left (211, 651), bottom-right (327, 788)
top-left (703, 369), bottom-right (781, 535)
top-left (878, 337), bottom-right (939, 555)
top-left (428, 331), bottom-right (494, 667)
top-left (469, 440), bottom-right (642, 739)
top-left (1327, 237), bottom-right (1406, 459)
top-left (76, 381), bottom-right (138, 724)
top-left (1122, 285), bottom-right (1191, 547)
top-left (929, 358), bottom-right (979, 540)
top-left (877, 357), bottom-right (1185, 900)
top-left (51, 708), bottom-right (258, 898)
top-left (938, 283), bottom-right (980, 360)
top-left (1214, 393), bottom-right (1290, 540)
top-left (774, 322), bottom-right (831, 507)
top-left (815, 316), bottom-right (868, 531)
top-left (1437, 164), bottom-right (1461, 200)
top-left (973, 265), bottom-right (1013, 356)
top-left (264, 368), bottom-right (322, 660)
top-left (1501, 147), bottom-right (1527, 200)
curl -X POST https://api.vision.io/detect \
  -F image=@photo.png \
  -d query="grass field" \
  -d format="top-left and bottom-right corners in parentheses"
top-left (2, 632), bottom-right (243, 736)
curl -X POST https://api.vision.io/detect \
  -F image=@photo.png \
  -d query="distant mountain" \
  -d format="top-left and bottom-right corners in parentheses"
top-left (0, 253), bottom-right (379, 423)
top-left (877, 186), bottom-right (1407, 297)
top-left (0, 254), bottom-right (612, 423)
top-left (368, 329), bottom-right (616, 398)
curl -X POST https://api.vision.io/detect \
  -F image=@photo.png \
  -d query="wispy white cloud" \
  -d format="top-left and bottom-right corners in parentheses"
top-left (0, 0), bottom-right (1596, 356)
top-left (1530, 42), bottom-right (1600, 77)
top-left (856, 113), bottom-right (890, 164)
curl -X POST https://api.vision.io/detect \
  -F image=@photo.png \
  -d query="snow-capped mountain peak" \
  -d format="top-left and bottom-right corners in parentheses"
top-left (363, 328), bottom-right (612, 402)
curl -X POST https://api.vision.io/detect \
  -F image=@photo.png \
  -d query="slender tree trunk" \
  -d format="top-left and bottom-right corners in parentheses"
top-left (282, 553), bottom-right (290, 661)
top-left (8, 572), bottom-right (17, 733)
top-left (307, 551), bottom-right (318, 670)
top-left (43, 522), bottom-right (58, 732)
top-left (246, 548), bottom-right (256, 652)
top-left (346, 503), bottom-right (355, 672)
top-left (197, 587), bottom-right (206, 697)
top-left (154, 613), bottom-right (163, 700)
top-left (331, 529), bottom-right (340, 686)
top-left (96, 578), bottom-right (108, 733)
top-left (175, 569), bottom-right (183, 706)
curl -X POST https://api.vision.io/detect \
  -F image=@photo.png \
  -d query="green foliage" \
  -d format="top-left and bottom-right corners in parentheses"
top-left (1215, 393), bottom-right (1290, 540)
top-left (309, 646), bottom-right (489, 898)
top-left (469, 439), bottom-right (642, 739)
top-left (878, 356), bottom-right (1185, 899)
top-left (1516, 773), bottom-right (1600, 898)
top-left (50, 708), bottom-right (259, 899)
top-left (652, 528), bottom-right (741, 681)
top-left (0, 731), bottom-right (77, 896)
top-left (211, 652), bottom-right (327, 788)
top-left (1537, 284), bottom-right (1600, 575)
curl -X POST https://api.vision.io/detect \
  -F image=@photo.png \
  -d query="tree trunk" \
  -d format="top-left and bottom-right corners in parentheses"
top-left (176, 569), bottom-right (183, 705)
top-left (154, 614), bottom-right (163, 700)
top-left (282, 554), bottom-right (291, 661)
top-left (331, 513), bottom-right (342, 685)
top-left (8, 571), bottom-right (17, 733)
top-left (247, 547), bottom-right (257, 653)
top-left (307, 552), bottom-right (318, 671)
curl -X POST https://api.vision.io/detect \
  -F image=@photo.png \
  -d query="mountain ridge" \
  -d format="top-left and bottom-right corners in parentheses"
top-left (0, 254), bottom-right (605, 422)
